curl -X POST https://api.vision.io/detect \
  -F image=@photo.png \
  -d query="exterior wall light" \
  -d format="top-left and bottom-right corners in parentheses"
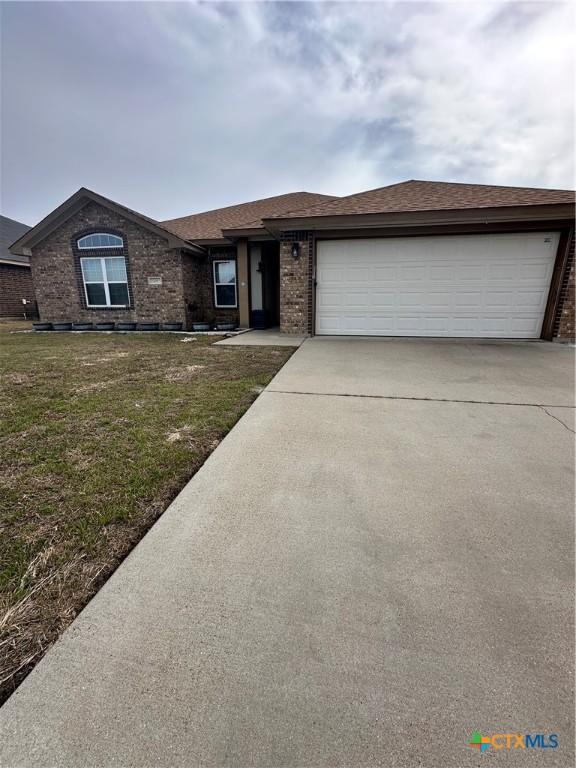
top-left (291, 242), bottom-right (300, 260)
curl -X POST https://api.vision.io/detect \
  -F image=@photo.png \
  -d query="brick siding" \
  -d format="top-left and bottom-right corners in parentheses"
top-left (181, 250), bottom-right (238, 327)
top-left (32, 201), bottom-right (188, 325)
top-left (554, 230), bottom-right (575, 342)
top-left (279, 232), bottom-right (313, 334)
top-left (0, 263), bottom-right (37, 318)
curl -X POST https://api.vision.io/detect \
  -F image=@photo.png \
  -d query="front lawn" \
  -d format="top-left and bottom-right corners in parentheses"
top-left (0, 328), bottom-right (292, 703)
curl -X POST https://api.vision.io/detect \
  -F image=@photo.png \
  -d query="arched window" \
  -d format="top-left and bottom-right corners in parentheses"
top-left (77, 231), bottom-right (129, 307)
top-left (77, 233), bottom-right (123, 249)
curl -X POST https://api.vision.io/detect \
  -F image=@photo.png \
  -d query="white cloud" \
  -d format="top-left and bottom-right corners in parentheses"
top-left (1, 0), bottom-right (574, 224)
top-left (148, 0), bottom-right (576, 196)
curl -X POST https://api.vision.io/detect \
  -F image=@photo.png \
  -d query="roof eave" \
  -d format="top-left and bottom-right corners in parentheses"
top-left (263, 203), bottom-right (576, 232)
top-left (0, 257), bottom-right (31, 267)
top-left (180, 240), bottom-right (206, 255)
top-left (189, 237), bottom-right (236, 247)
top-left (220, 226), bottom-right (274, 241)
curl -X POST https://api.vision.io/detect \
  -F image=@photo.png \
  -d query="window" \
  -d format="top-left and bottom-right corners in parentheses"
top-left (81, 257), bottom-right (129, 307)
top-left (78, 233), bottom-right (124, 249)
top-left (213, 260), bottom-right (237, 308)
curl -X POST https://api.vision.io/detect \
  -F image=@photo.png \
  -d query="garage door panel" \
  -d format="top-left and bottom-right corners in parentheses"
top-left (515, 290), bottom-right (548, 309)
top-left (321, 267), bottom-right (346, 282)
top-left (395, 316), bottom-right (424, 331)
top-left (317, 291), bottom-right (343, 308)
top-left (342, 267), bottom-right (369, 282)
top-left (455, 265), bottom-right (484, 280)
top-left (316, 233), bottom-right (558, 338)
top-left (424, 317), bottom-right (450, 332)
top-left (346, 292), bottom-right (370, 307)
top-left (429, 265), bottom-right (456, 280)
top-left (454, 292), bottom-right (483, 308)
top-left (480, 317), bottom-right (509, 332)
top-left (370, 292), bottom-right (395, 307)
top-left (451, 317), bottom-right (480, 332)
top-left (399, 265), bottom-right (427, 280)
top-left (510, 317), bottom-right (543, 333)
top-left (344, 315), bottom-right (371, 331)
top-left (315, 314), bottom-right (341, 333)
top-left (427, 292), bottom-right (452, 307)
top-left (373, 267), bottom-right (397, 281)
top-left (398, 293), bottom-right (423, 307)
top-left (368, 316), bottom-right (396, 332)
top-left (487, 261), bottom-right (552, 282)
top-left (485, 291), bottom-right (515, 307)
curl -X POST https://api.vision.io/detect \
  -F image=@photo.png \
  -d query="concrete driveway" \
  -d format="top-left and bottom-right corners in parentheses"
top-left (1, 338), bottom-right (574, 767)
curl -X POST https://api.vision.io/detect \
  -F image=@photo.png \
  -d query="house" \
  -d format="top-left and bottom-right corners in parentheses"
top-left (8, 181), bottom-right (575, 340)
top-left (0, 215), bottom-right (36, 318)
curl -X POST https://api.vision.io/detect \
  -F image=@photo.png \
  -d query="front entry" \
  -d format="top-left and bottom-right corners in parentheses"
top-left (250, 242), bottom-right (280, 328)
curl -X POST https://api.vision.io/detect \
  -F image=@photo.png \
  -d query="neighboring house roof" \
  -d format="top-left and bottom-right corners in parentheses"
top-left (161, 192), bottom-right (337, 241)
top-left (266, 180), bottom-right (576, 221)
top-left (10, 188), bottom-right (203, 256)
top-left (1, 216), bottom-right (31, 265)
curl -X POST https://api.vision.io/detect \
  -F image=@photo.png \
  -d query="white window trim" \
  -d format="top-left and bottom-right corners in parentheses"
top-left (213, 259), bottom-right (238, 308)
top-left (78, 233), bottom-right (124, 250)
top-left (80, 257), bottom-right (129, 308)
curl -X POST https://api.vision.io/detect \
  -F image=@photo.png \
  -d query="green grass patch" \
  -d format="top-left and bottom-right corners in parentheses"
top-left (0, 328), bottom-right (292, 702)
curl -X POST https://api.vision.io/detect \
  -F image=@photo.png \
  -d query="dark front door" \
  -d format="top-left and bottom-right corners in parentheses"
top-left (250, 242), bottom-right (280, 328)
top-left (262, 245), bottom-right (280, 326)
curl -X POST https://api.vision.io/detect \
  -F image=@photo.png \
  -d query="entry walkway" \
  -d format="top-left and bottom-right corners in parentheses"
top-left (214, 328), bottom-right (307, 346)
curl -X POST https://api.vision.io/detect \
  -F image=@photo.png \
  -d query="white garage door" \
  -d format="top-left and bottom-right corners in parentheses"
top-left (315, 232), bottom-right (558, 338)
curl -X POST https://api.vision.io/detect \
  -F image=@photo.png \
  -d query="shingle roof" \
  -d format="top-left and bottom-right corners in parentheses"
top-left (161, 192), bottom-right (337, 241)
top-left (1, 216), bottom-right (31, 264)
top-left (267, 180), bottom-right (576, 220)
top-left (9, 188), bottom-right (204, 257)
top-left (77, 188), bottom-right (192, 244)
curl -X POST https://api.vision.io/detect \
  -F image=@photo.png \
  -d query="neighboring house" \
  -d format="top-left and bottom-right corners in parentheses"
top-left (0, 215), bottom-right (36, 318)
top-left (8, 180), bottom-right (575, 340)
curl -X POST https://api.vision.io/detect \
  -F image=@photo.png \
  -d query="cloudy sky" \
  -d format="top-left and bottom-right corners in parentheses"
top-left (1, 0), bottom-right (574, 225)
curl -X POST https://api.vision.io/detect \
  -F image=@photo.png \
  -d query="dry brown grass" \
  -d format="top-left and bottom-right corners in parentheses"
top-left (0, 330), bottom-right (292, 703)
top-left (0, 320), bottom-right (33, 332)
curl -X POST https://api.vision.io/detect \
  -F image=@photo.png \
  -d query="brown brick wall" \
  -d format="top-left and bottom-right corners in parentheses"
top-left (182, 248), bottom-right (239, 327)
top-left (32, 201), bottom-right (187, 324)
top-left (181, 253), bottom-right (205, 327)
top-left (0, 263), bottom-right (37, 318)
top-left (554, 230), bottom-right (575, 341)
top-left (279, 232), bottom-right (313, 334)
